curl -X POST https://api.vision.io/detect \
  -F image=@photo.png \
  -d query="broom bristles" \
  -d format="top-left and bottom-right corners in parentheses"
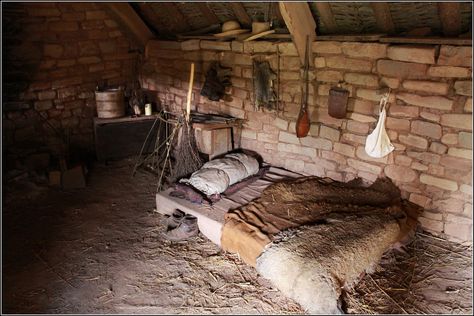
top-left (170, 121), bottom-right (203, 182)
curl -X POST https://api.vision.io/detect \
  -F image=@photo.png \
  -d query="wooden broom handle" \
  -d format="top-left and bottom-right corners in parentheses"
top-left (185, 62), bottom-right (195, 123)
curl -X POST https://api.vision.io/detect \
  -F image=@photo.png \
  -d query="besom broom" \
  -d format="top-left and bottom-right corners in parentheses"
top-left (170, 62), bottom-right (203, 182)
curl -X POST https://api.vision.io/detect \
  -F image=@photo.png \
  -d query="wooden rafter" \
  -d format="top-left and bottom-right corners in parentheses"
top-left (314, 2), bottom-right (337, 34)
top-left (197, 2), bottom-right (220, 25)
top-left (371, 3), bottom-right (395, 34)
top-left (103, 3), bottom-right (154, 47)
top-left (230, 3), bottom-right (252, 28)
top-left (279, 2), bottom-right (316, 66)
top-left (135, 3), bottom-right (161, 36)
top-left (438, 2), bottom-right (461, 36)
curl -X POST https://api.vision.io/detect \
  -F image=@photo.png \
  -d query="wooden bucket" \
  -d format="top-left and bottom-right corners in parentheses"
top-left (95, 89), bottom-right (125, 118)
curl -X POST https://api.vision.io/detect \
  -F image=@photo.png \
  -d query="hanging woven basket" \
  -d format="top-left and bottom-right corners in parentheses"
top-left (328, 87), bottom-right (349, 119)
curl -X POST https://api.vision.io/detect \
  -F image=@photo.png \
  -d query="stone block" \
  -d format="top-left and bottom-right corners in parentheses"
top-left (319, 125), bottom-right (340, 142)
top-left (279, 131), bottom-right (300, 144)
top-left (440, 114), bottom-right (472, 131)
top-left (459, 132), bottom-right (472, 149)
top-left (347, 159), bottom-right (382, 174)
top-left (402, 80), bottom-right (449, 95)
top-left (274, 117), bottom-right (288, 130)
top-left (49, 21), bottom-right (79, 32)
top-left (86, 10), bottom-right (107, 20)
top-left (384, 165), bottom-right (417, 182)
top-left (377, 59), bottom-right (428, 79)
top-left (277, 42), bottom-right (298, 56)
top-left (454, 80), bottom-right (472, 96)
top-left (231, 41), bottom-right (243, 52)
top-left (395, 155), bottom-right (412, 166)
top-left (234, 54), bottom-right (252, 66)
top-left (411, 120), bottom-right (442, 139)
top-left (321, 150), bottom-right (346, 165)
top-left (460, 185), bottom-right (472, 196)
top-left (437, 45), bottom-right (472, 67)
top-left (257, 132), bottom-right (278, 143)
top-left (241, 129), bottom-right (257, 140)
top-left (388, 104), bottom-right (419, 118)
top-left (312, 41), bottom-right (341, 54)
top-left (34, 100), bottom-right (53, 111)
top-left (280, 56), bottom-right (300, 70)
top-left (277, 143), bottom-right (316, 158)
top-left (447, 148), bottom-right (472, 160)
top-left (396, 93), bottom-right (453, 111)
top-left (344, 73), bottom-right (378, 87)
top-left (280, 71), bottom-right (300, 80)
top-left (418, 217), bottom-right (443, 233)
top-left (444, 222), bottom-right (472, 241)
top-left (347, 113), bottom-right (376, 123)
top-left (325, 56), bottom-right (372, 72)
top-left (314, 57), bottom-right (326, 68)
top-left (27, 6), bottom-right (61, 17)
top-left (303, 163), bottom-right (325, 177)
top-left (244, 41), bottom-right (276, 53)
top-left (78, 56), bottom-right (101, 64)
top-left (341, 132), bottom-right (366, 144)
top-left (300, 136), bottom-right (332, 150)
top-left (44, 44), bottom-right (64, 58)
top-left (411, 162), bottom-right (428, 171)
top-left (420, 174), bottom-right (458, 191)
top-left (429, 142), bottom-right (447, 154)
top-left (399, 134), bottom-right (428, 150)
top-left (346, 121), bottom-right (369, 135)
top-left (380, 77), bottom-right (400, 89)
top-left (356, 88), bottom-right (395, 103)
top-left (427, 66), bottom-right (471, 78)
top-left (465, 98), bottom-right (472, 113)
top-left (441, 133), bottom-right (458, 145)
top-left (410, 193), bottom-right (431, 208)
top-left (419, 111), bottom-right (440, 122)
top-left (440, 155), bottom-right (472, 171)
top-left (201, 40), bottom-right (231, 51)
top-left (348, 99), bottom-right (375, 115)
top-left (386, 117), bottom-right (410, 131)
top-left (316, 70), bottom-right (343, 83)
top-left (341, 42), bottom-right (387, 59)
top-left (406, 151), bottom-right (440, 164)
top-left (387, 45), bottom-right (436, 64)
top-left (333, 142), bottom-right (355, 157)
top-left (309, 123), bottom-right (319, 136)
top-left (285, 159), bottom-right (305, 173)
top-left (38, 90), bottom-right (56, 100)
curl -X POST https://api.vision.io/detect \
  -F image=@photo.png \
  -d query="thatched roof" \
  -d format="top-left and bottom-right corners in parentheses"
top-left (131, 2), bottom-right (472, 40)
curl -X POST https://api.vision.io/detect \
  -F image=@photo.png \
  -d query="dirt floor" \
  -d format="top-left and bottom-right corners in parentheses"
top-left (2, 158), bottom-right (473, 314)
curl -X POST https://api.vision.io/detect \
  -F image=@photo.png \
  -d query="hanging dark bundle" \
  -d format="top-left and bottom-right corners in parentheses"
top-left (253, 60), bottom-right (277, 111)
top-left (200, 62), bottom-right (232, 101)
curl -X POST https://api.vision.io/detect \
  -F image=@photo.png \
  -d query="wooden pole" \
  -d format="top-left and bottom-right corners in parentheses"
top-left (186, 63), bottom-right (195, 123)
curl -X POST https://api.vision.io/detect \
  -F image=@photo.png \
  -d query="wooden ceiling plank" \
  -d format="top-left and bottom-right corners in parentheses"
top-left (197, 2), bottom-right (220, 25)
top-left (314, 2), bottom-right (338, 34)
top-left (272, 2), bottom-right (286, 27)
top-left (279, 2), bottom-right (317, 66)
top-left (371, 3), bottom-right (395, 34)
top-left (230, 3), bottom-right (252, 28)
top-left (104, 3), bottom-right (154, 47)
top-left (163, 3), bottom-right (190, 33)
top-left (438, 2), bottom-right (461, 36)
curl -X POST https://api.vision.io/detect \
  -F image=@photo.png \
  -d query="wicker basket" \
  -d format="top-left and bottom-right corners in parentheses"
top-left (328, 87), bottom-right (349, 119)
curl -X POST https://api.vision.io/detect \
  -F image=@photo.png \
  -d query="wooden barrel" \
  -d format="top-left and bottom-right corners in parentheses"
top-left (95, 89), bottom-right (125, 118)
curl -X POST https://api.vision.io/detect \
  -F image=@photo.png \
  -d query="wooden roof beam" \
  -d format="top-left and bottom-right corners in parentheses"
top-left (197, 2), bottom-right (220, 25)
top-left (314, 2), bottom-right (337, 34)
top-left (438, 2), bottom-right (461, 36)
top-left (371, 3), bottom-right (395, 34)
top-left (230, 3), bottom-right (252, 28)
top-left (104, 3), bottom-right (154, 47)
top-left (279, 2), bottom-right (316, 66)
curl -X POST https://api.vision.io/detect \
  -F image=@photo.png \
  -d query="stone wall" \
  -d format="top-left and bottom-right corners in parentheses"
top-left (2, 2), bottom-right (138, 167)
top-left (143, 39), bottom-right (472, 243)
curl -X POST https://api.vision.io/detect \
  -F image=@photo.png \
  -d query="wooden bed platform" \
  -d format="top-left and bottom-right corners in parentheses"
top-left (155, 166), bottom-right (301, 245)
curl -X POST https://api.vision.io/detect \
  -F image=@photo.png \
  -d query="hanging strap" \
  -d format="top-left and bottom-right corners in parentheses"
top-left (379, 89), bottom-right (391, 113)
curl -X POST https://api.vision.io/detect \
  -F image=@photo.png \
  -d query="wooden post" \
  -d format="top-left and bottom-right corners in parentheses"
top-left (230, 3), bottom-right (252, 28)
top-left (438, 2), bottom-right (461, 36)
top-left (371, 3), bottom-right (395, 34)
top-left (314, 2), bottom-right (337, 34)
top-left (104, 3), bottom-right (154, 47)
top-left (279, 2), bottom-right (316, 67)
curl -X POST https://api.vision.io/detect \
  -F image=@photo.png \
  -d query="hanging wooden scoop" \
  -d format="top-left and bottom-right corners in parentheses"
top-left (296, 36), bottom-right (310, 138)
top-left (185, 62), bottom-right (195, 123)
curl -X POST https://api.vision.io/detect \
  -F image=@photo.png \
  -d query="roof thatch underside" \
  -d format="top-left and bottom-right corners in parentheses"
top-left (131, 2), bottom-right (472, 40)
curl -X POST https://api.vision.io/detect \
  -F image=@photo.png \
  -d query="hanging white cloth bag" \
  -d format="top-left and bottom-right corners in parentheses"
top-left (365, 92), bottom-right (395, 158)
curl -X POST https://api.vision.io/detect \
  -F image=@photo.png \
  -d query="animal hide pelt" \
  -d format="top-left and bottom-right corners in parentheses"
top-left (253, 60), bottom-right (277, 111)
top-left (200, 62), bottom-right (232, 101)
top-left (255, 211), bottom-right (402, 314)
